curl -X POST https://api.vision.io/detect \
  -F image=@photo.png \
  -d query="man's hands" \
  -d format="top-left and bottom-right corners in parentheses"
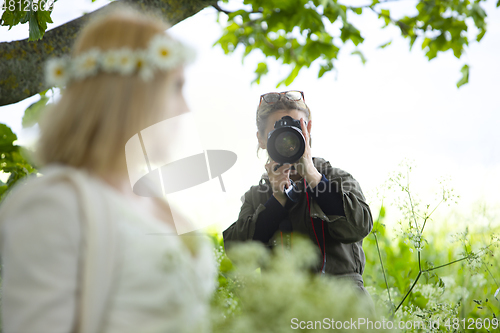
top-left (293, 118), bottom-right (322, 188)
top-left (265, 159), bottom-right (290, 207)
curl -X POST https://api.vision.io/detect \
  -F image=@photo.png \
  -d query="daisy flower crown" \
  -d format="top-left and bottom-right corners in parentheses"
top-left (45, 34), bottom-right (195, 87)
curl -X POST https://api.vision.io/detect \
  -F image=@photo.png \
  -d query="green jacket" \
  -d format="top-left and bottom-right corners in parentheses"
top-left (222, 157), bottom-right (373, 277)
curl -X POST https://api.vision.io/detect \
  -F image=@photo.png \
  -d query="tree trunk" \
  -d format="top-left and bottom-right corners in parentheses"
top-left (0, 0), bottom-right (216, 106)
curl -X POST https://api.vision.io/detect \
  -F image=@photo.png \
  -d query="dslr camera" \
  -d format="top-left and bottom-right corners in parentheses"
top-left (267, 115), bottom-right (307, 202)
top-left (267, 115), bottom-right (307, 166)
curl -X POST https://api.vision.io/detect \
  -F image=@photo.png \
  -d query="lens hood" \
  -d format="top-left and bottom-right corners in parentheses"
top-left (267, 116), bottom-right (306, 164)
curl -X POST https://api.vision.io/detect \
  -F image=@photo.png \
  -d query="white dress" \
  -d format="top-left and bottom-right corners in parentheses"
top-left (0, 164), bottom-right (217, 333)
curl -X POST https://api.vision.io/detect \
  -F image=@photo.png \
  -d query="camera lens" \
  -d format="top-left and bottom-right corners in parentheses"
top-left (267, 116), bottom-right (306, 164)
top-left (275, 132), bottom-right (300, 157)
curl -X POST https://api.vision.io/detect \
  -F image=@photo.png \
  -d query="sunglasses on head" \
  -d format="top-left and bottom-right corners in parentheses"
top-left (259, 90), bottom-right (305, 106)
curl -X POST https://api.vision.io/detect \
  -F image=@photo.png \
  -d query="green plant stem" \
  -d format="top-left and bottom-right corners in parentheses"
top-left (393, 254), bottom-right (475, 315)
top-left (418, 250), bottom-right (421, 271)
top-left (423, 256), bottom-right (468, 272)
top-left (394, 271), bottom-right (422, 314)
top-left (374, 231), bottom-right (394, 312)
top-left (421, 199), bottom-right (443, 234)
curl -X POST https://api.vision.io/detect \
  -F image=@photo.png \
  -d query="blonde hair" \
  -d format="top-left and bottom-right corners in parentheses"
top-left (36, 4), bottom-right (178, 179)
top-left (256, 98), bottom-right (312, 156)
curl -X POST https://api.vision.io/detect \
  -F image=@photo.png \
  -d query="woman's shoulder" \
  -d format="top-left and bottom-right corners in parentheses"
top-left (312, 156), bottom-right (354, 179)
top-left (241, 179), bottom-right (271, 205)
top-left (0, 165), bottom-right (82, 215)
top-left (0, 165), bottom-right (83, 251)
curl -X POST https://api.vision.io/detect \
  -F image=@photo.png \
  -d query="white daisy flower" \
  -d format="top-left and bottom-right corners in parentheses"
top-left (134, 50), bottom-right (154, 81)
top-left (45, 57), bottom-right (69, 87)
top-left (72, 48), bottom-right (100, 80)
top-left (148, 35), bottom-right (180, 70)
top-left (115, 48), bottom-right (136, 75)
top-left (101, 50), bottom-right (121, 72)
top-left (42, 34), bottom-right (194, 86)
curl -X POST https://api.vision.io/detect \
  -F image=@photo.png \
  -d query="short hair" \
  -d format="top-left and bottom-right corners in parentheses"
top-left (255, 97), bottom-right (312, 156)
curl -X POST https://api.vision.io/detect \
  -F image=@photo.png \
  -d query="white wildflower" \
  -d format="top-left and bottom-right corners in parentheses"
top-left (101, 50), bottom-right (121, 72)
top-left (45, 57), bottom-right (69, 86)
top-left (72, 48), bottom-right (100, 80)
top-left (115, 48), bottom-right (136, 75)
top-left (134, 50), bottom-right (154, 81)
top-left (43, 33), bottom-right (193, 85)
top-left (470, 274), bottom-right (486, 288)
top-left (225, 241), bottom-right (270, 273)
top-left (440, 275), bottom-right (456, 289)
top-left (148, 35), bottom-right (180, 70)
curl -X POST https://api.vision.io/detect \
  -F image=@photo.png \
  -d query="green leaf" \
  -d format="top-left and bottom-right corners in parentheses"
top-left (285, 65), bottom-right (301, 86)
top-left (497, 0), bottom-right (500, 7)
top-left (476, 28), bottom-right (486, 42)
top-left (0, 123), bottom-right (17, 148)
top-left (22, 95), bottom-right (49, 128)
top-left (409, 35), bottom-right (417, 51)
top-left (28, 10), bottom-right (43, 41)
top-left (456, 64), bottom-right (469, 88)
top-left (277, 65), bottom-right (302, 87)
top-left (35, 8), bottom-right (53, 34)
top-left (340, 23), bottom-right (364, 45)
top-left (320, 0), bottom-right (332, 7)
top-left (471, 2), bottom-right (487, 30)
top-left (421, 37), bottom-right (431, 50)
top-left (379, 205), bottom-right (386, 219)
top-left (252, 62), bottom-right (269, 84)
top-left (318, 61), bottom-right (333, 78)
top-left (472, 3), bottom-right (486, 19)
top-left (0, 5), bottom-right (29, 28)
top-left (351, 50), bottom-right (366, 64)
top-left (380, 9), bottom-right (391, 26)
top-left (219, 256), bottom-right (233, 273)
top-left (351, 7), bottom-right (362, 15)
top-left (0, 123), bottom-right (37, 200)
top-left (378, 40), bottom-right (392, 49)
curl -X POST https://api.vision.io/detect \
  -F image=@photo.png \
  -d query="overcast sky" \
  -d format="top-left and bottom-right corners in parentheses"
top-left (1, 0), bottom-right (499, 233)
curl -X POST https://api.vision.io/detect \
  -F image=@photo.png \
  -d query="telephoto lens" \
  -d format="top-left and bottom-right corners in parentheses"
top-left (267, 115), bottom-right (306, 203)
top-left (267, 115), bottom-right (306, 166)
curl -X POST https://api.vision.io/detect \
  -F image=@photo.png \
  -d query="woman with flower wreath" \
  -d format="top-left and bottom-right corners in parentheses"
top-left (0, 5), bottom-right (216, 333)
top-left (223, 91), bottom-right (374, 302)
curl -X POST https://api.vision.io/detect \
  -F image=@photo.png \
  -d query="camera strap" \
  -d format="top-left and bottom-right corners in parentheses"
top-left (304, 178), bottom-right (326, 274)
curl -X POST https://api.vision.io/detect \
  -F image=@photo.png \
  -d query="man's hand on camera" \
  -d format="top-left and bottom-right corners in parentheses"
top-left (265, 159), bottom-right (290, 207)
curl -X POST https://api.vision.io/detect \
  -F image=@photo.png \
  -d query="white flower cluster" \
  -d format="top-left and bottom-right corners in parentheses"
top-left (45, 34), bottom-right (195, 86)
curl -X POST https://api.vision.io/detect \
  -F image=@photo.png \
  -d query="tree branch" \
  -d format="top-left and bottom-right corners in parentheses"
top-left (0, 0), bottom-right (216, 106)
top-left (212, 3), bottom-right (232, 15)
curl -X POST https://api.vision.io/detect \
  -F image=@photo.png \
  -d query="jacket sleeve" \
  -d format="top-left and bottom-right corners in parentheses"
top-left (0, 180), bottom-right (81, 333)
top-left (222, 187), bottom-right (262, 248)
top-left (309, 172), bottom-right (373, 244)
top-left (222, 185), bottom-right (281, 259)
top-left (306, 173), bottom-right (345, 216)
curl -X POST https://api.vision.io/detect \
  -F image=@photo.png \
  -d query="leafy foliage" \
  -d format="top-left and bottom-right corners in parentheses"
top-left (0, 123), bottom-right (37, 199)
top-left (0, 0), bottom-right (57, 41)
top-left (210, 235), bottom-right (385, 332)
top-left (0, 89), bottom-right (49, 201)
top-left (214, 0), bottom-right (491, 87)
top-left (210, 161), bottom-right (500, 332)
top-left (22, 89), bottom-right (50, 128)
top-left (1, 0), bottom-right (493, 86)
